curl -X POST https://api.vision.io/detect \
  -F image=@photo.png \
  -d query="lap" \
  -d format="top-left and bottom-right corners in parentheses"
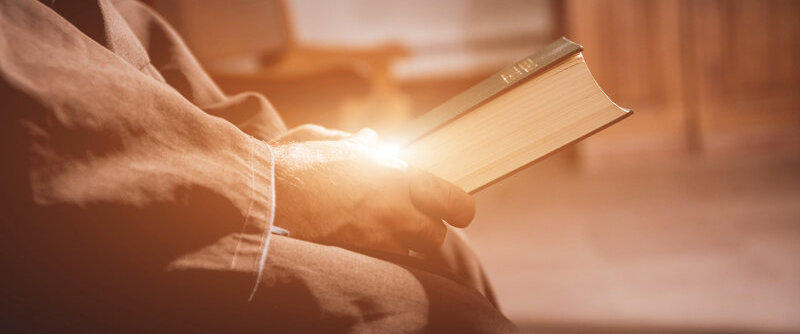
top-left (1, 229), bottom-right (514, 333)
top-left (160, 233), bottom-right (515, 333)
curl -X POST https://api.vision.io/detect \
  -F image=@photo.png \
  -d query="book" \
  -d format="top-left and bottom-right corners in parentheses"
top-left (392, 37), bottom-right (631, 193)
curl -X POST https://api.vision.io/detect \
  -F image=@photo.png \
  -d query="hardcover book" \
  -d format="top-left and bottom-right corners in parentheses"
top-left (394, 37), bottom-right (631, 193)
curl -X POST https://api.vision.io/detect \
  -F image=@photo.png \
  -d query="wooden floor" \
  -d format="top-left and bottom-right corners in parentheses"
top-left (465, 143), bottom-right (800, 333)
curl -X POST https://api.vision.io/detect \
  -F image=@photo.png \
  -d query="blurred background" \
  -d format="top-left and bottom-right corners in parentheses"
top-left (147, 0), bottom-right (800, 332)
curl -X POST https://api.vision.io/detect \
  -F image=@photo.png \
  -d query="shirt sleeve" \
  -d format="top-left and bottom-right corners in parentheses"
top-left (0, 0), bottom-right (276, 288)
top-left (112, 0), bottom-right (288, 141)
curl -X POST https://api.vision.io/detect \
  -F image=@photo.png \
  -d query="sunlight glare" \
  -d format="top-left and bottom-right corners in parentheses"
top-left (374, 142), bottom-right (407, 169)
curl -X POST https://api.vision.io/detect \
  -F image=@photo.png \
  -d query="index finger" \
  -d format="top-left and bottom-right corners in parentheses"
top-left (407, 167), bottom-right (475, 228)
top-left (347, 128), bottom-right (379, 149)
top-left (275, 124), bottom-right (351, 143)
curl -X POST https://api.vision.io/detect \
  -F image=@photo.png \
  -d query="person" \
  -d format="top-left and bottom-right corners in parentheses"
top-left (0, 0), bottom-right (516, 332)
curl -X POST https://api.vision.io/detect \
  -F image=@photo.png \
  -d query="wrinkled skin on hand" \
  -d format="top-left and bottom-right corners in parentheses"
top-left (272, 125), bottom-right (475, 255)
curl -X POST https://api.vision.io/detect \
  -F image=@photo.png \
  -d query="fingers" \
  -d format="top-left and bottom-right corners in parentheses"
top-left (366, 236), bottom-right (409, 256)
top-left (396, 210), bottom-right (448, 254)
top-left (275, 124), bottom-right (351, 144)
top-left (407, 167), bottom-right (475, 228)
top-left (347, 128), bottom-right (378, 149)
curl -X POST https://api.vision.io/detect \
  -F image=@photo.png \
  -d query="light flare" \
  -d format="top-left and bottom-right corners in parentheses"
top-left (374, 142), bottom-right (407, 169)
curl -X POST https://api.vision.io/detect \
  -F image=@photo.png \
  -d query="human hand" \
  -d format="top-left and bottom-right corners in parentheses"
top-left (274, 124), bottom-right (351, 144)
top-left (272, 128), bottom-right (475, 255)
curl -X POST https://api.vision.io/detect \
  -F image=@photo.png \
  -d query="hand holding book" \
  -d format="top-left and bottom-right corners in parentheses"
top-left (269, 38), bottom-right (630, 255)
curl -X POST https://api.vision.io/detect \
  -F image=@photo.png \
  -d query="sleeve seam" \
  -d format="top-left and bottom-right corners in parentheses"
top-left (229, 137), bottom-right (258, 268)
top-left (248, 140), bottom-right (277, 302)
